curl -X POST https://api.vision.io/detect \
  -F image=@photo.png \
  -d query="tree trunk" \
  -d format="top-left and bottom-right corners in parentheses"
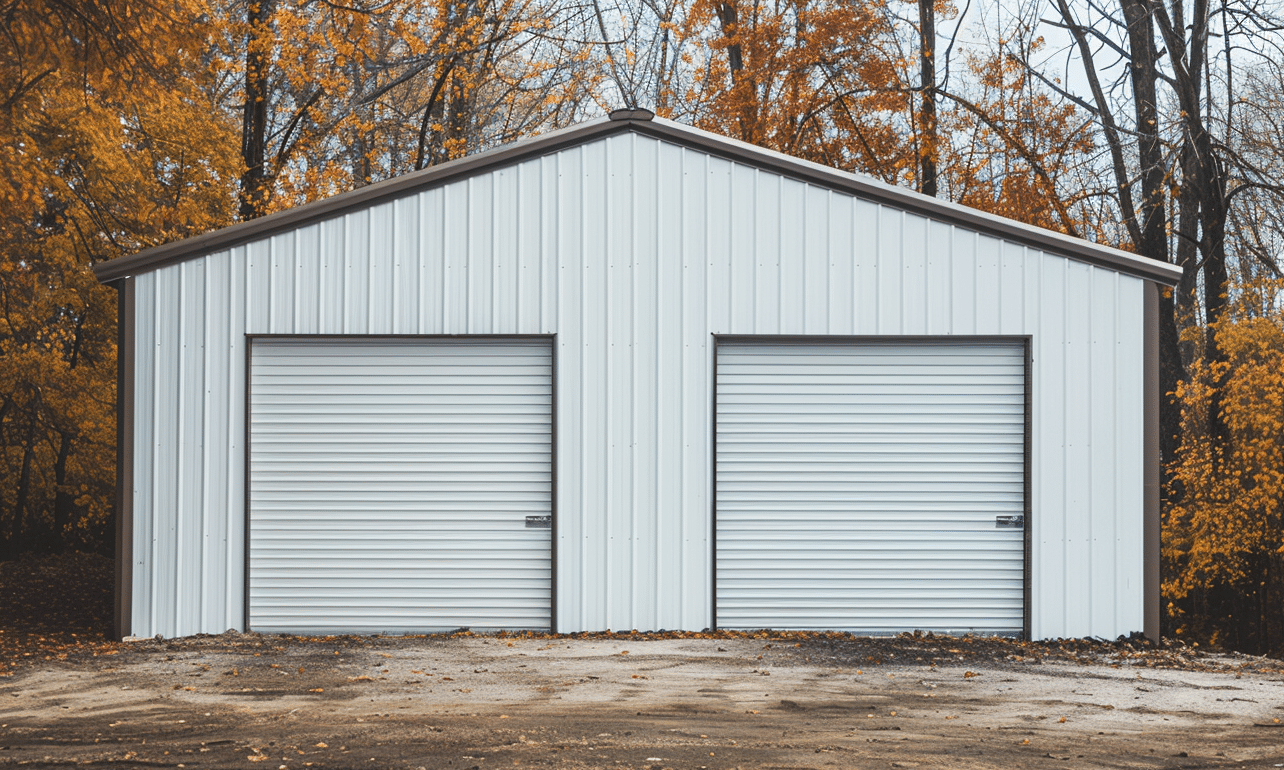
top-left (1120, 0), bottom-right (1187, 467)
top-left (917, 0), bottom-right (937, 197)
top-left (12, 394), bottom-right (40, 556)
top-left (52, 430), bottom-right (74, 549)
top-left (238, 0), bottom-right (273, 220)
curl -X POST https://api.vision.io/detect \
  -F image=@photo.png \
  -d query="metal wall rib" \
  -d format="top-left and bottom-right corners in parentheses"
top-left (128, 131), bottom-right (1146, 640)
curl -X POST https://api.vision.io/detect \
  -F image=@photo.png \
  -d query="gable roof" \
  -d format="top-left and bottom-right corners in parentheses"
top-left (92, 109), bottom-right (1183, 286)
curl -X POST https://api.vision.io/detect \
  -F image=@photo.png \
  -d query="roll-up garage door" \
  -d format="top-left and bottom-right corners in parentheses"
top-left (715, 340), bottom-right (1026, 634)
top-left (249, 338), bottom-right (552, 634)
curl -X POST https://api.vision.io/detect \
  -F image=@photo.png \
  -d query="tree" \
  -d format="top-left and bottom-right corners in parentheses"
top-left (0, 0), bottom-right (239, 556)
top-left (1166, 281), bottom-right (1284, 655)
top-left (223, 0), bottom-right (599, 219)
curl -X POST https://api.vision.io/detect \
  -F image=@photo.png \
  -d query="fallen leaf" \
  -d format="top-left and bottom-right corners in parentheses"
top-left (314, 743), bottom-right (327, 748)
top-left (308, 688), bottom-right (323, 693)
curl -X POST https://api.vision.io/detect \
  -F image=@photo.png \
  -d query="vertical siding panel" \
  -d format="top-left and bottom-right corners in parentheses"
top-left (204, 255), bottom-right (230, 631)
top-left (827, 194), bottom-right (853, 335)
top-left (974, 235), bottom-right (1002, 333)
top-left (925, 220), bottom-right (952, 334)
top-left (246, 241), bottom-right (270, 334)
top-left (655, 141), bottom-right (685, 629)
top-left (178, 260), bottom-right (207, 636)
top-left (444, 181), bottom-right (469, 333)
top-left (318, 219), bottom-right (344, 334)
top-left (684, 150), bottom-right (712, 628)
top-left (778, 178), bottom-right (806, 332)
top-left (876, 207), bottom-right (903, 333)
top-left (1115, 277), bottom-right (1146, 632)
top-left (131, 272), bottom-right (156, 634)
top-left (728, 164), bottom-right (756, 331)
top-left (853, 200), bottom-right (878, 333)
top-left (950, 231), bottom-right (977, 334)
top-left (631, 135), bottom-right (660, 627)
top-left (1089, 268), bottom-right (1118, 634)
top-left (575, 143), bottom-right (610, 628)
top-left (803, 187), bottom-right (828, 333)
top-left (152, 268), bottom-right (180, 634)
top-left (494, 167), bottom-right (519, 332)
top-left (999, 243), bottom-right (1026, 335)
top-left (227, 248), bottom-right (247, 630)
top-left (551, 151), bottom-right (582, 631)
top-left (1034, 253), bottom-right (1067, 638)
top-left (296, 224), bottom-right (321, 334)
top-left (540, 157), bottom-right (559, 333)
top-left (468, 175), bottom-right (494, 332)
top-left (605, 136), bottom-right (634, 627)
top-left (754, 173), bottom-right (781, 332)
top-left (901, 213), bottom-right (927, 334)
top-left (419, 189), bottom-right (445, 334)
top-left (344, 208), bottom-right (370, 333)
top-left (269, 233), bottom-right (294, 333)
top-left (367, 202), bottom-right (394, 334)
top-left (706, 157), bottom-right (733, 332)
top-left (517, 160), bottom-right (543, 333)
top-left (1063, 261), bottom-right (1093, 632)
top-left (393, 196), bottom-right (420, 333)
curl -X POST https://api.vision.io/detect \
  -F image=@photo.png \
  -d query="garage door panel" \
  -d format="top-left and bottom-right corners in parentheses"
top-left (249, 337), bottom-right (552, 635)
top-left (716, 340), bottom-right (1026, 634)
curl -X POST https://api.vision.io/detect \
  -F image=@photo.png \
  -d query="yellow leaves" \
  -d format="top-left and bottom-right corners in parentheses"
top-left (1166, 283), bottom-right (1284, 641)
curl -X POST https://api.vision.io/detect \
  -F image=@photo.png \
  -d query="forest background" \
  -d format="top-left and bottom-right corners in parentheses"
top-left (3, 0), bottom-right (1284, 655)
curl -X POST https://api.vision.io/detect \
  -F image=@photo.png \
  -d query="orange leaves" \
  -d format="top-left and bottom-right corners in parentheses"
top-left (1165, 283), bottom-right (1284, 650)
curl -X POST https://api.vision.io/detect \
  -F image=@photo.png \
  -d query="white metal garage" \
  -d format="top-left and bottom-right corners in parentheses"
top-left (97, 109), bottom-right (1183, 640)
top-left (247, 337), bottom-right (553, 634)
top-left (715, 339), bottom-right (1027, 633)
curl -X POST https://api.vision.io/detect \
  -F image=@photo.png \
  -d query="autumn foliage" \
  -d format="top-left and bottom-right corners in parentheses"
top-left (0, 0), bottom-right (239, 557)
top-left (1165, 281), bottom-right (1284, 655)
top-left (1, 0), bottom-right (1281, 655)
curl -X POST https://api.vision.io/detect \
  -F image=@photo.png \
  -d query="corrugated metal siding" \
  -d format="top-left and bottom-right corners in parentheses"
top-left (127, 131), bottom-right (1145, 640)
top-left (715, 341), bottom-right (1026, 632)
top-left (248, 338), bottom-right (552, 633)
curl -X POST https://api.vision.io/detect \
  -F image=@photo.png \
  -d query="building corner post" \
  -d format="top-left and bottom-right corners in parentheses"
top-left (1144, 281), bottom-right (1161, 643)
top-left (113, 276), bottom-right (135, 640)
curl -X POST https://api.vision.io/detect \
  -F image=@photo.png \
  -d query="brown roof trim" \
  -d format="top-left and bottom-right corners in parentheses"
top-left (93, 114), bottom-right (1182, 286)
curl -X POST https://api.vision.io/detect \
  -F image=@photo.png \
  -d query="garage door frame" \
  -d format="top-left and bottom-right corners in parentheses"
top-left (242, 333), bottom-right (558, 633)
top-left (711, 335), bottom-right (1031, 639)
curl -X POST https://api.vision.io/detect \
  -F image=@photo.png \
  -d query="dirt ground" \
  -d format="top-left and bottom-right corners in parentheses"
top-left (3, 630), bottom-right (1284, 770)
top-left (3, 556), bottom-right (1284, 769)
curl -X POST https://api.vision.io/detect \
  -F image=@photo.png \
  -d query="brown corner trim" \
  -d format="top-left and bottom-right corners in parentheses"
top-left (1143, 283), bottom-right (1161, 642)
top-left (113, 276), bottom-right (135, 640)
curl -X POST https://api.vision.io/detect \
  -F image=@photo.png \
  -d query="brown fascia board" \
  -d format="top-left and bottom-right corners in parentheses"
top-left (94, 112), bottom-right (1183, 287)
